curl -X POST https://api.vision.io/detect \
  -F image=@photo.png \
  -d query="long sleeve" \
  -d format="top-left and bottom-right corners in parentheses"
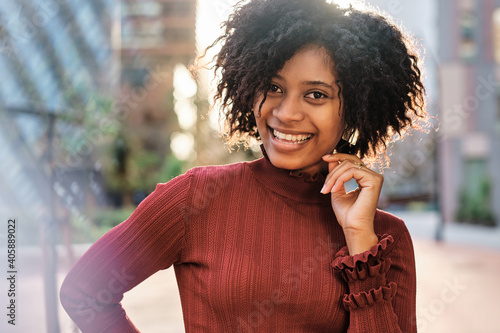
top-left (331, 227), bottom-right (417, 332)
top-left (60, 173), bottom-right (191, 332)
top-left (60, 157), bottom-right (419, 332)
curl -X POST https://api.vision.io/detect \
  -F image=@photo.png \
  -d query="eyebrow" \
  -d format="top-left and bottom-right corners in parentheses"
top-left (301, 80), bottom-right (335, 90)
top-left (273, 75), bottom-right (335, 90)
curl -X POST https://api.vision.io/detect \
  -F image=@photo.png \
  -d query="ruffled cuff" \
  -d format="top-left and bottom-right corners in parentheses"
top-left (342, 282), bottom-right (398, 311)
top-left (331, 234), bottom-right (394, 272)
top-left (332, 234), bottom-right (396, 310)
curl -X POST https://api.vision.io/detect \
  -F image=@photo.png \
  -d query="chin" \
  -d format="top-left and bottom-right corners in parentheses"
top-left (268, 155), bottom-right (320, 173)
top-left (271, 160), bottom-right (301, 171)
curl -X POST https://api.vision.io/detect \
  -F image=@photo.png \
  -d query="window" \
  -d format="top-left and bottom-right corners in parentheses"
top-left (456, 158), bottom-right (495, 224)
top-left (163, 1), bottom-right (192, 17)
top-left (123, 2), bottom-right (162, 17)
top-left (496, 95), bottom-right (500, 134)
top-left (493, 8), bottom-right (500, 63)
top-left (459, 10), bottom-right (476, 61)
top-left (163, 28), bottom-right (194, 43)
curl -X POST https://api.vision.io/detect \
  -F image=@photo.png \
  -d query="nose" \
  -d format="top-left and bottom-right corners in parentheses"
top-left (272, 95), bottom-right (304, 122)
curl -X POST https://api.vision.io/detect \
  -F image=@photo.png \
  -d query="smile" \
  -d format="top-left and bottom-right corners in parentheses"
top-left (271, 127), bottom-right (313, 144)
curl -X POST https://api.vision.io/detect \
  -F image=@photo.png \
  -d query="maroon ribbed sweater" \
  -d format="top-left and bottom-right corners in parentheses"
top-left (60, 156), bottom-right (417, 332)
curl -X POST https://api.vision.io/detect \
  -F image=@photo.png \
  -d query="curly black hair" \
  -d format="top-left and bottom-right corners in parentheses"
top-left (203, 0), bottom-right (427, 163)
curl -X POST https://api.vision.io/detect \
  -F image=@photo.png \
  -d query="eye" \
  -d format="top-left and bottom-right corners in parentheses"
top-left (269, 84), bottom-right (283, 93)
top-left (305, 91), bottom-right (328, 99)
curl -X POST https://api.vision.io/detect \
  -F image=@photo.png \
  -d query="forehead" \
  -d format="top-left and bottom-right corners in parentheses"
top-left (276, 45), bottom-right (336, 81)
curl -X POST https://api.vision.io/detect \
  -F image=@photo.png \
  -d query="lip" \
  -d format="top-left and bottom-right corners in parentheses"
top-left (266, 125), bottom-right (314, 152)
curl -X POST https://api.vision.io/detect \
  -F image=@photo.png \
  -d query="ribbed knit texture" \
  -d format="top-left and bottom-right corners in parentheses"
top-left (60, 156), bottom-right (417, 332)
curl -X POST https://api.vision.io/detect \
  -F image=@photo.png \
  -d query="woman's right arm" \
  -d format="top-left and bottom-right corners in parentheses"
top-left (60, 172), bottom-right (192, 332)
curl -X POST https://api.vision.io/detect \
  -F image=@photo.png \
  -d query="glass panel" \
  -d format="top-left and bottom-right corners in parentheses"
top-left (493, 8), bottom-right (500, 63)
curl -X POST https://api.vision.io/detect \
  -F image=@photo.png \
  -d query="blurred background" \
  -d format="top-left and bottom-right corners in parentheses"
top-left (0, 0), bottom-right (499, 332)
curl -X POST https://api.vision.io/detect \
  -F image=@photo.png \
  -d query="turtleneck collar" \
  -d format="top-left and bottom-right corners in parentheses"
top-left (246, 145), bottom-right (331, 204)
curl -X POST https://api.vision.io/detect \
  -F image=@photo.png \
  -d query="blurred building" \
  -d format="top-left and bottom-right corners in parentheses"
top-left (117, 0), bottom-right (197, 204)
top-left (438, 0), bottom-right (499, 226)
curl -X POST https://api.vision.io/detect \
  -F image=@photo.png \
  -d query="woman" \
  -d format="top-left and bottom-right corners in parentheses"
top-left (60, 0), bottom-right (427, 331)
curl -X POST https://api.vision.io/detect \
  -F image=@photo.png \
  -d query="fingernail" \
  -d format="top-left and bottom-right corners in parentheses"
top-left (320, 184), bottom-right (326, 194)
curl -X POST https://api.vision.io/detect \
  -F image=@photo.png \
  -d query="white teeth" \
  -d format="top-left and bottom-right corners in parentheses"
top-left (272, 129), bottom-right (312, 143)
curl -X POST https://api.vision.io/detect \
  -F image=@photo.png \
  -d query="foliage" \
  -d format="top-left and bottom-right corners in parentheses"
top-left (158, 154), bottom-right (184, 182)
top-left (93, 207), bottom-right (136, 230)
top-left (68, 207), bottom-right (136, 243)
top-left (456, 177), bottom-right (496, 226)
top-left (101, 132), bottom-right (184, 199)
top-left (58, 82), bottom-right (118, 162)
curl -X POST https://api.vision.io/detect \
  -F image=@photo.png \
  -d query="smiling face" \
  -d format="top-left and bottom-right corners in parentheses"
top-left (254, 45), bottom-right (344, 175)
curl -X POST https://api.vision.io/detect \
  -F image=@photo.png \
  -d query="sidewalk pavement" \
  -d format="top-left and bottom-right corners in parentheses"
top-left (392, 210), bottom-right (500, 251)
top-left (3, 211), bottom-right (500, 332)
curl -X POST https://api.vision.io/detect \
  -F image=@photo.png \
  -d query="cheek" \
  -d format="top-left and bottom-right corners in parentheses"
top-left (317, 113), bottom-right (343, 134)
top-left (319, 122), bottom-right (344, 147)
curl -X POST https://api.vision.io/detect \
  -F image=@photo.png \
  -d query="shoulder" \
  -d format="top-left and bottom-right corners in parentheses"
top-left (373, 209), bottom-right (412, 253)
top-left (165, 161), bottom-right (250, 223)
top-left (374, 209), bottom-right (406, 233)
top-left (154, 161), bottom-right (250, 206)
top-left (182, 160), bottom-right (249, 184)
top-left (156, 161), bottom-right (247, 188)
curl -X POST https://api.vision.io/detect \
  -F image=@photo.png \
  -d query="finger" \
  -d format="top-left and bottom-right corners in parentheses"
top-left (326, 159), bottom-right (379, 194)
top-left (331, 165), bottom-right (370, 193)
top-left (333, 166), bottom-right (383, 195)
top-left (322, 153), bottom-right (365, 172)
top-left (324, 158), bottom-right (368, 185)
top-left (322, 153), bottom-right (360, 161)
top-left (330, 161), bottom-right (371, 192)
top-left (331, 168), bottom-right (383, 213)
top-left (321, 160), bottom-right (346, 193)
top-left (322, 160), bottom-right (365, 194)
top-left (323, 159), bottom-right (351, 189)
